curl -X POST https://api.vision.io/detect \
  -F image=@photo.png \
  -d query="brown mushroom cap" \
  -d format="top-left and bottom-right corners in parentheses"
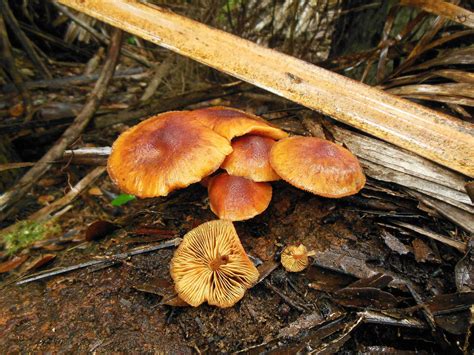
top-left (107, 111), bottom-right (232, 198)
top-left (270, 136), bottom-right (366, 198)
top-left (281, 244), bottom-right (313, 272)
top-left (221, 135), bottom-right (280, 182)
top-left (170, 220), bottom-right (259, 308)
top-left (208, 173), bottom-right (272, 221)
top-left (191, 106), bottom-right (288, 141)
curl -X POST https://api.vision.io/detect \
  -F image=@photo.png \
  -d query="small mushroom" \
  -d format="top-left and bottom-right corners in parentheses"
top-left (281, 244), bottom-right (315, 272)
top-left (107, 111), bottom-right (232, 198)
top-left (191, 106), bottom-right (288, 141)
top-left (270, 136), bottom-right (365, 198)
top-left (208, 172), bottom-right (272, 221)
top-left (221, 135), bottom-right (280, 182)
top-left (170, 220), bottom-right (259, 308)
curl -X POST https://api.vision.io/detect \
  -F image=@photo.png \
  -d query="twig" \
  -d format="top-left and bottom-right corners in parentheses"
top-left (0, 1), bottom-right (52, 79)
top-left (264, 279), bottom-right (309, 312)
top-left (1, 67), bottom-right (145, 93)
top-left (28, 166), bottom-right (106, 222)
top-left (0, 13), bottom-right (32, 120)
top-left (0, 28), bottom-right (123, 222)
top-left (15, 238), bottom-right (182, 285)
top-left (139, 55), bottom-right (174, 102)
top-left (383, 221), bottom-right (467, 253)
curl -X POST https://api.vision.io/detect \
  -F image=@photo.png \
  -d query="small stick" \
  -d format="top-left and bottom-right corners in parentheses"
top-left (139, 55), bottom-right (174, 102)
top-left (15, 238), bottom-right (182, 285)
top-left (264, 279), bottom-right (309, 312)
top-left (383, 221), bottom-right (467, 253)
top-left (28, 166), bottom-right (106, 222)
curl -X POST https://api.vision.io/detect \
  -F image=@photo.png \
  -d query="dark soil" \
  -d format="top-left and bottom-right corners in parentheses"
top-left (0, 176), bottom-right (470, 353)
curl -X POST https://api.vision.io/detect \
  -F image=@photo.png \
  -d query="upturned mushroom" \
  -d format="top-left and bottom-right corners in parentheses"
top-left (191, 106), bottom-right (288, 141)
top-left (107, 111), bottom-right (232, 198)
top-left (270, 136), bottom-right (365, 198)
top-left (170, 220), bottom-right (259, 308)
top-left (208, 172), bottom-right (272, 221)
top-left (221, 135), bottom-right (280, 182)
top-left (281, 244), bottom-right (315, 272)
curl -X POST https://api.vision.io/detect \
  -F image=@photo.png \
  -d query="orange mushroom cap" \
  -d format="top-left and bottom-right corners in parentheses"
top-left (107, 111), bottom-right (232, 198)
top-left (221, 135), bottom-right (280, 182)
top-left (191, 106), bottom-right (288, 141)
top-left (170, 220), bottom-right (259, 308)
top-left (270, 136), bottom-right (365, 198)
top-left (281, 244), bottom-right (315, 272)
top-left (208, 173), bottom-right (272, 221)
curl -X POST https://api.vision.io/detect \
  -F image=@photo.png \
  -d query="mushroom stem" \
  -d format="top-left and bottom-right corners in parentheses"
top-left (209, 254), bottom-right (229, 271)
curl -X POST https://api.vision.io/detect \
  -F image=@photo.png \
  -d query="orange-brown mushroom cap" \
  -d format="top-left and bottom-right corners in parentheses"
top-left (281, 244), bottom-right (314, 272)
top-left (191, 106), bottom-right (288, 141)
top-left (107, 111), bottom-right (232, 198)
top-left (270, 136), bottom-right (366, 198)
top-left (170, 220), bottom-right (259, 308)
top-left (208, 173), bottom-right (272, 221)
top-left (221, 135), bottom-right (280, 182)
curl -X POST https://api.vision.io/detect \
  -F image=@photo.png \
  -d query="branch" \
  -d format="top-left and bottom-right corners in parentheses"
top-left (0, 28), bottom-right (123, 222)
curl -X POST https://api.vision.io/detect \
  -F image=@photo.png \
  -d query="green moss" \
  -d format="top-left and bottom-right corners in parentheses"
top-left (2, 220), bottom-right (61, 255)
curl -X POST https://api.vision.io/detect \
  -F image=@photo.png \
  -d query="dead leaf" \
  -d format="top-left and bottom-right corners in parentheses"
top-left (85, 220), bottom-right (118, 241)
top-left (88, 187), bottom-right (103, 196)
top-left (381, 230), bottom-right (411, 255)
top-left (455, 249), bottom-right (474, 292)
top-left (412, 239), bottom-right (441, 263)
top-left (0, 255), bottom-right (29, 273)
top-left (306, 266), bottom-right (356, 292)
top-left (24, 254), bottom-right (56, 272)
top-left (334, 287), bottom-right (399, 309)
top-left (347, 273), bottom-right (394, 289)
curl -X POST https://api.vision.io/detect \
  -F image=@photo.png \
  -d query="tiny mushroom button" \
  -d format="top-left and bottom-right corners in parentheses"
top-left (281, 244), bottom-right (315, 272)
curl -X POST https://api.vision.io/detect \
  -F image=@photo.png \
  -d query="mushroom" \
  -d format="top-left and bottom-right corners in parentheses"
top-left (170, 220), bottom-right (259, 308)
top-left (270, 136), bottom-right (365, 198)
top-left (281, 244), bottom-right (315, 272)
top-left (221, 135), bottom-right (280, 182)
top-left (107, 111), bottom-right (232, 198)
top-left (208, 172), bottom-right (272, 221)
top-left (191, 106), bottom-right (288, 141)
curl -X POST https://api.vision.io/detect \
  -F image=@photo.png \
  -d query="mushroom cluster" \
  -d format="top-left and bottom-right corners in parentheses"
top-left (107, 106), bottom-right (365, 221)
